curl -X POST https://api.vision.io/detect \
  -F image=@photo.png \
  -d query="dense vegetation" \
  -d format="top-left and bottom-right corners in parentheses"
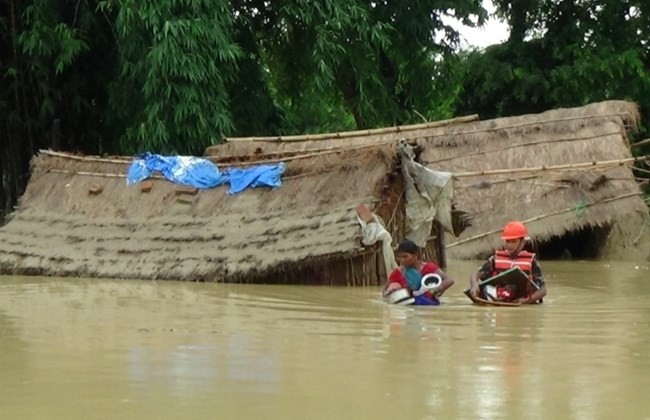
top-left (2, 0), bottom-right (650, 219)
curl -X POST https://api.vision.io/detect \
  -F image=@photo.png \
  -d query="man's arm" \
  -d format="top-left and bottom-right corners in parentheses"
top-left (519, 258), bottom-right (547, 303)
top-left (469, 258), bottom-right (493, 297)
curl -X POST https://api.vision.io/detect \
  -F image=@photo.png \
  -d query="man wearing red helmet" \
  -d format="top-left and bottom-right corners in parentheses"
top-left (468, 221), bottom-right (547, 304)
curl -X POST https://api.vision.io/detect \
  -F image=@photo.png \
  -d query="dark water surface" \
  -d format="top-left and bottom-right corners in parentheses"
top-left (1, 260), bottom-right (649, 419)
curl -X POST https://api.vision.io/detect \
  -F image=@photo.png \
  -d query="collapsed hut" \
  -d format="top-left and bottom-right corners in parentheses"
top-left (216, 100), bottom-right (650, 260)
top-left (1, 100), bottom-right (646, 283)
top-left (0, 138), bottom-right (461, 284)
top-left (416, 100), bottom-right (650, 260)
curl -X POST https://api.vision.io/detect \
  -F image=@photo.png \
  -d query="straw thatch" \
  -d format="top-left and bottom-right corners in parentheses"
top-left (219, 100), bottom-right (650, 260)
top-left (0, 143), bottom-right (446, 283)
top-left (415, 101), bottom-right (649, 259)
top-left (2, 101), bottom-right (645, 282)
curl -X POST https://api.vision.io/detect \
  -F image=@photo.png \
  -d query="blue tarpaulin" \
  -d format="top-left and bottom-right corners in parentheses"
top-left (127, 152), bottom-right (285, 194)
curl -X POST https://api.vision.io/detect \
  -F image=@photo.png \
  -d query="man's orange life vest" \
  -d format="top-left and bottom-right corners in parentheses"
top-left (492, 249), bottom-right (535, 277)
top-left (492, 250), bottom-right (539, 300)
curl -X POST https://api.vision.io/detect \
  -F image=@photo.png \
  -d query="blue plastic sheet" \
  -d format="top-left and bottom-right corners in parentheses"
top-left (127, 152), bottom-right (285, 194)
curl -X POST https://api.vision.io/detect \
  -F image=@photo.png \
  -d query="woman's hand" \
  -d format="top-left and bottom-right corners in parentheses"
top-left (383, 282), bottom-right (402, 296)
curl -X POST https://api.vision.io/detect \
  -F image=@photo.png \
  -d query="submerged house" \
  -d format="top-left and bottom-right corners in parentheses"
top-left (215, 100), bottom-right (650, 261)
top-left (413, 100), bottom-right (650, 260)
top-left (0, 100), bottom-right (646, 283)
top-left (0, 137), bottom-right (461, 284)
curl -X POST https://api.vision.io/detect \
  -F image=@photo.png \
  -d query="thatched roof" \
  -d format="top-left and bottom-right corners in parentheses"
top-left (2, 100), bottom-right (645, 281)
top-left (0, 145), bottom-right (400, 281)
top-left (220, 100), bottom-right (649, 260)
top-left (415, 100), bottom-right (649, 259)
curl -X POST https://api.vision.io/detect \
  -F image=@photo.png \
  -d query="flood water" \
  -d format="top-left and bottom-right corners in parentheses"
top-left (1, 260), bottom-right (649, 420)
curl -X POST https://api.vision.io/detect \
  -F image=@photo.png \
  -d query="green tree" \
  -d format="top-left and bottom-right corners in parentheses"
top-left (109, 0), bottom-right (241, 154)
top-left (248, 0), bottom-right (486, 129)
top-left (457, 0), bottom-right (650, 129)
top-left (1, 0), bottom-right (108, 218)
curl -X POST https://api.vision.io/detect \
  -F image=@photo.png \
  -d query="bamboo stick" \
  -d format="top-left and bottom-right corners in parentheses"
top-left (45, 143), bottom-right (391, 174)
top-left (456, 175), bottom-right (538, 189)
top-left (630, 165), bottom-right (650, 175)
top-left (453, 155), bottom-right (650, 178)
top-left (41, 144), bottom-right (392, 167)
top-left (224, 114), bottom-right (480, 143)
top-left (225, 111), bottom-right (633, 143)
top-left (455, 169), bottom-right (642, 190)
top-left (282, 172), bottom-right (316, 180)
top-left (446, 191), bottom-right (644, 248)
top-left (633, 216), bottom-right (649, 245)
top-left (216, 142), bottom-right (393, 167)
top-left (419, 112), bottom-right (636, 139)
top-left (207, 138), bottom-right (411, 162)
top-left (424, 131), bottom-right (621, 165)
top-left (631, 138), bottom-right (650, 148)
top-left (47, 169), bottom-right (172, 182)
top-left (386, 191), bottom-right (403, 229)
top-left (40, 149), bottom-right (132, 164)
top-left (47, 169), bottom-right (131, 178)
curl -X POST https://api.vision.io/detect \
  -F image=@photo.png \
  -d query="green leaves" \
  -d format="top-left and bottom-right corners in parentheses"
top-left (456, 0), bottom-right (650, 130)
top-left (249, 0), bottom-right (485, 129)
top-left (113, 0), bottom-right (241, 154)
top-left (2, 0), bottom-right (488, 159)
top-left (20, 2), bottom-right (89, 75)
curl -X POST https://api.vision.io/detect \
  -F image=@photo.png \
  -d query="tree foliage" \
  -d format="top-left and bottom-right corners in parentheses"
top-left (247, 0), bottom-right (485, 128)
top-left (457, 0), bottom-right (650, 137)
top-left (108, 0), bottom-right (242, 154)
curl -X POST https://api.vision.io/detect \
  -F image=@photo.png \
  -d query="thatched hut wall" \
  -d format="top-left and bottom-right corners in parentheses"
top-left (0, 145), bottom-right (427, 284)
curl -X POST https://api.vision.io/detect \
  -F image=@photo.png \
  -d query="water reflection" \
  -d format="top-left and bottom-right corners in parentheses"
top-left (0, 261), bottom-right (649, 419)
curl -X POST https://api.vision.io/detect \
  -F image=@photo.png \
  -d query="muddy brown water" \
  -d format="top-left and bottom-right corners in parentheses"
top-left (1, 260), bottom-right (649, 420)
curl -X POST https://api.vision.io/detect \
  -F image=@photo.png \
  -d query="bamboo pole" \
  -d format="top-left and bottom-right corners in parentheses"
top-left (206, 138), bottom-right (411, 161)
top-left (215, 141), bottom-right (393, 166)
top-left (225, 111), bottom-right (633, 143)
top-left (224, 114), bottom-right (479, 143)
top-left (47, 169), bottom-right (130, 178)
top-left (40, 149), bottom-right (132, 164)
top-left (446, 191), bottom-right (644, 248)
top-left (631, 138), bottom-right (650, 148)
top-left (420, 112), bottom-right (636, 139)
top-left (630, 165), bottom-right (650, 175)
top-left (46, 169), bottom-right (171, 181)
top-left (633, 216), bottom-right (649, 245)
top-left (456, 175), bottom-right (538, 189)
top-left (455, 166), bottom-right (641, 190)
top-left (453, 155), bottom-right (650, 178)
top-left (386, 190), bottom-right (404, 229)
top-left (424, 131), bottom-right (621, 165)
top-left (43, 142), bottom-right (391, 172)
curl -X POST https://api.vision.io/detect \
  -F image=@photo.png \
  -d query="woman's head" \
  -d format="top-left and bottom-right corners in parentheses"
top-left (396, 240), bottom-right (420, 267)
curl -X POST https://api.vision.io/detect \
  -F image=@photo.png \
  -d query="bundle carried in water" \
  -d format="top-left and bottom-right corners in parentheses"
top-left (464, 267), bottom-right (539, 306)
top-left (384, 288), bottom-right (415, 305)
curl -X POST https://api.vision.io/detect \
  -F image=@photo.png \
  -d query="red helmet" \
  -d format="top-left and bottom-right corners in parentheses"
top-left (501, 221), bottom-right (529, 240)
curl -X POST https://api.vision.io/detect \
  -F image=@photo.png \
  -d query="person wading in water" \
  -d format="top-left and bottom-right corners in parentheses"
top-left (469, 221), bottom-right (547, 304)
top-left (383, 240), bottom-right (455, 305)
